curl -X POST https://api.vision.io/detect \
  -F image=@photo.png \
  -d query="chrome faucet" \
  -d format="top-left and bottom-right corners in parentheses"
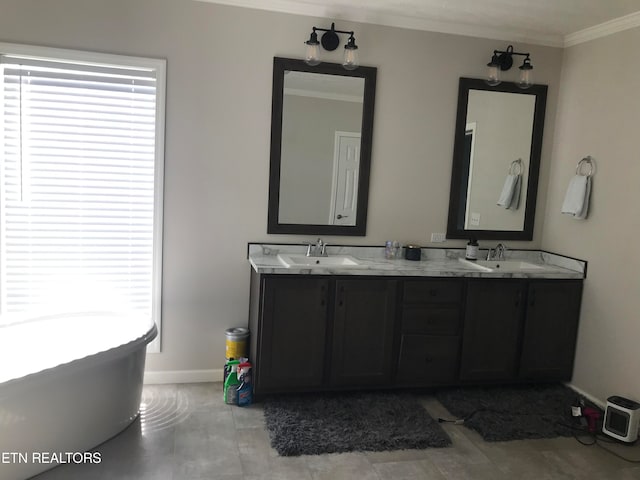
top-left (305, 238), bottom-right (328, 257)
top-left (486, 243), bottom-right (507, 261)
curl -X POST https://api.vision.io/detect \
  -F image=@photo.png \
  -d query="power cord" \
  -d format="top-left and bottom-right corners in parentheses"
top-left (439, 411), bottom-right (640, 463)
top-left (555, 420), bottom-right (640, 463)
top-left (566, 399), bottom-right (640, 463)
top-left (574, 431), bottom-right (640, 463)
top-left (595, 436), bottom-right (640, 463)
top-left (437, 408), bottom-right (482, 425)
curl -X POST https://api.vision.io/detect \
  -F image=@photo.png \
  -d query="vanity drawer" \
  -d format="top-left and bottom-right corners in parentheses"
top-left (396, 334), bottom-right (460, 385)
top-left (403, 279), bottom-right (463, 304)
top-left (402, 305), bottom-right (461, 335)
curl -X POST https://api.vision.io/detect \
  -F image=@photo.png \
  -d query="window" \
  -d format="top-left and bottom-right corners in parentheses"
top-left (0, 44), bottom-right (165, 351)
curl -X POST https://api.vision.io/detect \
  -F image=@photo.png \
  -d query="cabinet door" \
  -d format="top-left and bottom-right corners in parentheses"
top-left (257, 276), bottom-right (329, 392)
top-left (519, 280), bottom-right (583, 380)
top-left (331, 279), bottom-right (397, 386)
top-left (459, 280), bottom-right (524, 381)
top-left (396, 335), bottom-right (460, 385)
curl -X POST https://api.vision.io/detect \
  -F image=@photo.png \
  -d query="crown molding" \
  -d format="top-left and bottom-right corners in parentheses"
top-left (193, 0), bottom-right (564, 47)
top-left (195, 0), bottom-right (332, 18)
top-left (564, 10), bottom-right (640, 47)
top-left (195, 0), bottom-right (640, 48)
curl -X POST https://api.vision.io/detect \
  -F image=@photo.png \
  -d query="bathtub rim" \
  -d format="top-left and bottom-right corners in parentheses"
top-left (0, 318), bottom-right (157, 393)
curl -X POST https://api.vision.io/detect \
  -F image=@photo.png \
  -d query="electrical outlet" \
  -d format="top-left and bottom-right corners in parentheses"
top-left (431, 233), bottom-right (446, 243)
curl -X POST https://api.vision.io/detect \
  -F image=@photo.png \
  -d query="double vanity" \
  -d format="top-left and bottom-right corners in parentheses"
top-left (256, 57), bottom-right (571, 397)
top-left (247, 243), bottom-right (586, 396)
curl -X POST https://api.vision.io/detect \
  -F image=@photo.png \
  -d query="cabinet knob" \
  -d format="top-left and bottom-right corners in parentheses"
top-left (424, 356), bottom-right (433, 364)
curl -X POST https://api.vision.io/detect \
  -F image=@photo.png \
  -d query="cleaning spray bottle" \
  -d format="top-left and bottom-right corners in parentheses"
top-left (223, 359), bottom-right (241, 405)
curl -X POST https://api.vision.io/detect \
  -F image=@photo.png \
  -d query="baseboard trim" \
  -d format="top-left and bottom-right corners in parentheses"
top-left (144, 369), bottom-right (223, 384)
top-left (566, 382), bottom-right (605, 409)
top-left (143, 372), bottom-right (607, 406)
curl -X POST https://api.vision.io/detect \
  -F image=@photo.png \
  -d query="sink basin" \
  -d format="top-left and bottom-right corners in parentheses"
top-left (459, 258), bottom-right (548, 272)
top-left (478, 260), bottom-right (547, 271)
top-left (458, 258), bottom-right (493, 271)
top-left (277, 254), bottom-right (362, 268)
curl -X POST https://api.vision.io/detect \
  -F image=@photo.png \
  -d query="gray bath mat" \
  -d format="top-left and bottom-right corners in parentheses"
top-left (436, 383), bottom-right (581, 441)
top-left (263, 391), bottom-right (451, 456)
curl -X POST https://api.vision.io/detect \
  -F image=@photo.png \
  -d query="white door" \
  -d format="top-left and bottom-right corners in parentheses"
top-left (329, 132), bottom-right (360, 225)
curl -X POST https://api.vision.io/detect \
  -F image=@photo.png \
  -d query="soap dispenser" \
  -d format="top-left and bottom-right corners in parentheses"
top-left (465, 238), bottom-right (478, 261)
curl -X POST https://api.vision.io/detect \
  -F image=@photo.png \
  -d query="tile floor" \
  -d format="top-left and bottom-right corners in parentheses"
top-left (32, 383), bottom-right (640, 480)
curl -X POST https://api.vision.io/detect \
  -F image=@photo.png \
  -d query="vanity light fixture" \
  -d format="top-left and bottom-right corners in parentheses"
top-left (304, 23), bottom-right (359, 70)
top-left (486, 45), bottom-right (534, 89)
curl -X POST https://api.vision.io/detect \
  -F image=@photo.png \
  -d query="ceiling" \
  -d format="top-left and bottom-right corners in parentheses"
top-left (196, 0), bottom-right (640, 47)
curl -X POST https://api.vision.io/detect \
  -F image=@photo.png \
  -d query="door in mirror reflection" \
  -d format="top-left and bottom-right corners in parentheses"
top-left (278, 71), bottom-right (364, 226)
top-left (331, 131), bottom-right (360, 225)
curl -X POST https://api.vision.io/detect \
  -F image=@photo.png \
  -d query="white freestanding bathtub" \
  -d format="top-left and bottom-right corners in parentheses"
top-left (0, 311), bottom-right (157, 480)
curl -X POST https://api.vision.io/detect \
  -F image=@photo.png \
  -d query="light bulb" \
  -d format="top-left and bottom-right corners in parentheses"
top-left (518, 60), bottom-right (533, 89)
top-left (304, 43), bottom-right (320, 66)
top-left (343, 47), bottom-right (359, 70)
top-left (343, 36), bottom-right (359, 71)
top-left (486, 64), bottom-right (501, 86)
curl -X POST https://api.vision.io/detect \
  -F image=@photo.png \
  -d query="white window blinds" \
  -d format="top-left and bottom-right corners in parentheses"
top-left (0, 51), bottom-right (164, 339)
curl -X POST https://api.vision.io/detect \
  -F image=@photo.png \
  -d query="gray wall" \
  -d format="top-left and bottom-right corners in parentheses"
top-left (0, 0), bottom-right (564, 378)
top-left (543, 27), bottom-right (640, 404)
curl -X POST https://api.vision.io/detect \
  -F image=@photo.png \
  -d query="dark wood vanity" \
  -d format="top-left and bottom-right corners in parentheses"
top-left (257, 58), bottom-right (570, 395)
top-left (255, 64), bottom-right (567, 396)
top-left (248, 270), bottom-right (583, 396)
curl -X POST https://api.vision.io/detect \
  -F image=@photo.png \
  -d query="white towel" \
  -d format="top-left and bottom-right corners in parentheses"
top-left (497, 174), bottom-right (521, 209)
top-left (509, 174), bottom-right (521, 210)
top-left (561, 175), bottom-right (591, 219)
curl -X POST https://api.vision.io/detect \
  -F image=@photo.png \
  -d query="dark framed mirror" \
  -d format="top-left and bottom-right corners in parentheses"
top-left (447, 77), bottom-right (547, 240)
top-left (267, 57), bottom-right (377, 235)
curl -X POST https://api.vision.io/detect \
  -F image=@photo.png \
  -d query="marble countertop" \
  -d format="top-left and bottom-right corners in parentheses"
top-left (248, 244), bottom-right (586, 279)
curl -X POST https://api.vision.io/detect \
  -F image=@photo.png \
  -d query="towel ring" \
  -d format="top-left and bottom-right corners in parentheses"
top-left (576, 156), bottom-right (594, 177)
top-left (509, 158), bottom-right (523, 175)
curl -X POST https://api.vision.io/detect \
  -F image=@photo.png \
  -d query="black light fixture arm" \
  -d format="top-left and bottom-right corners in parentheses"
top-left (486, 44), bottom-right (534, 88)
top-left (489, 45), bottom-right (531, 71)
top-left (304, 22), bottom-right (360, 69)
top-left (310, 22), bottom-right (355, 51)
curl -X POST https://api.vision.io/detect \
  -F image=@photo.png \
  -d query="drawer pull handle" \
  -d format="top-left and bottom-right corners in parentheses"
top-left (430, 289), bottom-right (437, 297)
top-left (424, 356), bottom-right (433, 364)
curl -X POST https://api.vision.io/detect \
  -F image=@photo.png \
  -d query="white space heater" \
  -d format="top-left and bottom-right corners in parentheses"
top-left (602, 395), bottom-right (640, 443)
